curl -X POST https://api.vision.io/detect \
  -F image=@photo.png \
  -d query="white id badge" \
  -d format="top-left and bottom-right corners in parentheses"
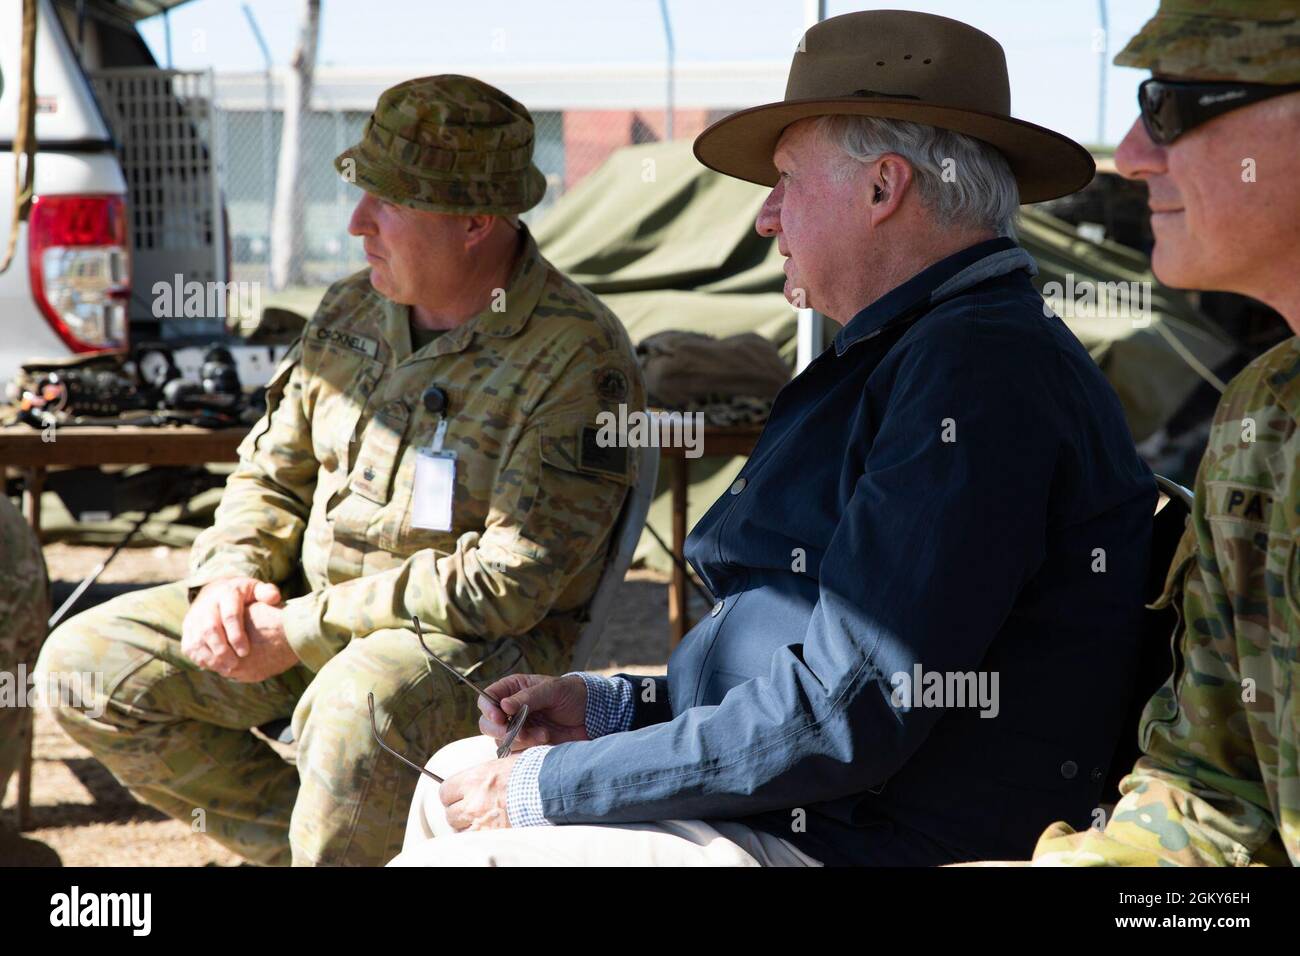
top-left (411, 450), bottom-right (456, 531)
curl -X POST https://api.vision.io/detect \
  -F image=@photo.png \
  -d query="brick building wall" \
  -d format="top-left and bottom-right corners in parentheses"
top-left (562, 108), bottom-right (716, 188)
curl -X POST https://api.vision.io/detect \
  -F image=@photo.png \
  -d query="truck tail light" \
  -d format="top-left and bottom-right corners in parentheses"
top-left (28, 194), bottom-right (131, 353)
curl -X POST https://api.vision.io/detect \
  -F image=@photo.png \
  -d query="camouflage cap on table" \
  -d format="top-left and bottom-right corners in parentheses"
top-left (1117, 0), bottom-right (1300, 83)
top-left (334, 74), bottom-right (547, 215)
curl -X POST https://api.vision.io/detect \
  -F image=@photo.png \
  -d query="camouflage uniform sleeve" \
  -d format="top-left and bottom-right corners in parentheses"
top-left (186, 336), bottom-right (319, 594)
top-left (0, 496), bottom-right (49, 792)
top-left (0, 497), bottom-right (47, 630)
top-left (0, 495), bottom-right (48, 609)
top-left (1033, 367), bottom-right (1297, 867)
top-left (280, 346), bottom-right (642, 671)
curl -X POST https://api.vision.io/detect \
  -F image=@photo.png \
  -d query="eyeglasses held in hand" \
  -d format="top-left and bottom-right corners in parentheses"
top-left (410, 615), bottom-right (528, 758)
top-left (368, 691), bottom-right (444, 783)
top-left (368, 616), bottom-right (530, 781)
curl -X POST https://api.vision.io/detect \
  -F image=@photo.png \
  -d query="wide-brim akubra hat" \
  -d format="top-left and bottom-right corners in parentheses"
top-left (694, 10), bottom-right (1095, 203)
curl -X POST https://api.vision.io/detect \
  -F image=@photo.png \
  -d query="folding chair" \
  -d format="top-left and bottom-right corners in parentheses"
top-left (1099, 473), bottom-right (1194, 800)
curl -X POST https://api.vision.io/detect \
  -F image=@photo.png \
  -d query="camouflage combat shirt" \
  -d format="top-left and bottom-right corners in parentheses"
top-left (1034, 336), bottom-right (1300, 866)
top-left (187, 226), bottom-right (644, 672)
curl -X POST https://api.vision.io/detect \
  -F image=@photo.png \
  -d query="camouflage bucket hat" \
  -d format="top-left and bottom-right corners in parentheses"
top-left (334, 74), bottom-right (547, 215)
top-left (1116, 0), bottom-right (1300, 83)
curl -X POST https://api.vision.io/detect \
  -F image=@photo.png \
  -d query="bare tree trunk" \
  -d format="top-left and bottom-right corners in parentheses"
top-left (269, 0), bottom-right (320, 290)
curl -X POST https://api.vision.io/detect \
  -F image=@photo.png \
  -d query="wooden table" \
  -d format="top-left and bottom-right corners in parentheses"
top-left (0, 423), bottom-right (247, 830)
top-left (657, 423), bottom-right (763, 649)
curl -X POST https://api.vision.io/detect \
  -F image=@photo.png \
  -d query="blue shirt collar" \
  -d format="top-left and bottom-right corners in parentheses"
top-left (833, 237), bottom-right (1039, 356)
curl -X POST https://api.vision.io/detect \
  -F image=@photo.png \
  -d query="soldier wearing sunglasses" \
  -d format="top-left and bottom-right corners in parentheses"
top-left (1031, 0), bottom-right (1300, 866)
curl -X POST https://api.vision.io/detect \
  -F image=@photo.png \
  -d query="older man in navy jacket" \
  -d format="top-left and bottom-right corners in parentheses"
top-left (388, 10), bottom-right (1155, 867)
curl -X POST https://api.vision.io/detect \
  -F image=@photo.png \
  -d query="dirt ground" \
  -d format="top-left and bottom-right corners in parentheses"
top-left (0, 544), bottom-right (706, 866)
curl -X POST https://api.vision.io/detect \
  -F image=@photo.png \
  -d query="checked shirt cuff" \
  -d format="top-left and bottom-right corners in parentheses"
top-left (506, 745), bottom-right (554, 828)
top-left (573, 671), bottom-right (635, 738)
top-left (504, 673), bottom-right (635, 827)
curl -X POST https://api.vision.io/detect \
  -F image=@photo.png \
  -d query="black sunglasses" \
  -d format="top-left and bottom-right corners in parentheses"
top-left (1138, 77), bottom-right (1300, 145)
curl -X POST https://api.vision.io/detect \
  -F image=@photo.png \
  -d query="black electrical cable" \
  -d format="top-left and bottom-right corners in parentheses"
top-left (47, 473), bottom-right (206, 629)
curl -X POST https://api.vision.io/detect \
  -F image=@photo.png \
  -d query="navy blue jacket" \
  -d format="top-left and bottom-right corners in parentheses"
top-left (539, 238), bottom-right (1155, 864)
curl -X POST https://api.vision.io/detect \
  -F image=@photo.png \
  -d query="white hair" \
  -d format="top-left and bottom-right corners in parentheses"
top-left (816, 115), bottom-right (1020, 239)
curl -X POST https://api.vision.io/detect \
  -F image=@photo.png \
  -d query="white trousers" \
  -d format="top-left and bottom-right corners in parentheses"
top-left (387, 735), bottom-right (823, 867)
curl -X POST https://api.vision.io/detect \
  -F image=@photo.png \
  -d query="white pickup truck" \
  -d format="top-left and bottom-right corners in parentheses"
top-left (1, 0), bottom-right (284, 394)
top-left (0, 0), bottom-right (138, 387)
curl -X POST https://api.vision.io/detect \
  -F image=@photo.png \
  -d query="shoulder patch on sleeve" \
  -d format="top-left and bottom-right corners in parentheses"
top-left (578, 424), bottom-right (630, 480)
top-left (538, 419), bottom-right (633, 483)
top-left (595, 366), bottom-right (630, 402)
top-left (1206, 481), bottom-right (1274, 527)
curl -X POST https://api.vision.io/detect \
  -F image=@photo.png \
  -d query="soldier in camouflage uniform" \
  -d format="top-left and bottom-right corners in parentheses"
top-left (0, 494), bottom-right (47, 808)
top-left (1030, 1), bottom-right (1300, 866)
top-left (36, 75), bottom-right (644, 866)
